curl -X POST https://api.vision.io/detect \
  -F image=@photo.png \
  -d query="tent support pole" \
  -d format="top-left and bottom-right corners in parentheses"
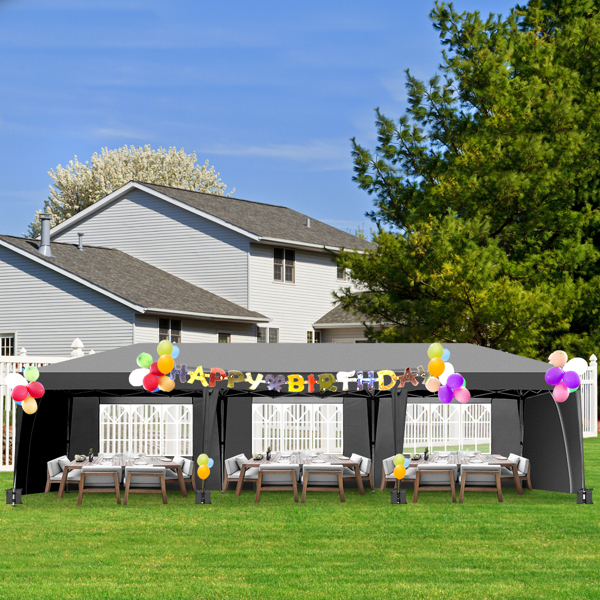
top-left (367, 392), bottom-right (377, 494)
top-left (66, 396), bottom-right (73, 458)
top-left (217, 390), bottom-right (227, 493)
top-left (518, 392), bottom-right (525, 455)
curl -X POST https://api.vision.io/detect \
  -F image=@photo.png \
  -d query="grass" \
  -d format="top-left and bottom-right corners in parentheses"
top-left (1, 439), bottom-right (599, 600)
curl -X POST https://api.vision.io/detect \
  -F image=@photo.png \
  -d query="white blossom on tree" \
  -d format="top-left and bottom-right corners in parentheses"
top-left (27, 145), bottom-right (233, 237)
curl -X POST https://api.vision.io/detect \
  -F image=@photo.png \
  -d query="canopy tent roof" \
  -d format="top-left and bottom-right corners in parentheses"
top-left (39, 342), bottom-right (551, 394)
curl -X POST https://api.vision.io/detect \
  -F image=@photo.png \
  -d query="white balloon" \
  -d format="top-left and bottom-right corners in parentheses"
top-left (129, 368), bottom-right (149, 387)
top-left (563, 357), bottom-right (588, 377)
top-left (438, 362), bottom-right (455, 385)
top-left (4, 372), bottom-right (27, 390)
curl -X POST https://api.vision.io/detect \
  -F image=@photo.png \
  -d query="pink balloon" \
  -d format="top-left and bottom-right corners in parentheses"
top-left (426, 377), bottom-right (441, 393)
top-left (549, 350), bottom-right (568, 368)
top-left (553, 382), bottom-right (570, 403)
top-left (453, 387), bottom-right (471, 404)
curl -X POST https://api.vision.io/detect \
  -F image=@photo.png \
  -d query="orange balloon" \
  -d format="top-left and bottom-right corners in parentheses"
top-left (157, 354), bottom-right (175, 375)
top-left (394, 465), bottom-right (406, 480)
top-left (197, 465), bottom-right (210, 480)
top-left (158, 376), bottom-right (175, 392)
top-left (22, 395), bottom-right (38, 415)
top-left (428, 357), bottom-right (445, 378)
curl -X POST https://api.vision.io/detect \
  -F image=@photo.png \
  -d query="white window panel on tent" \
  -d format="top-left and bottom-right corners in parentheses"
top-left (99, 404), bottom-right (192, 456)
top-left (252, 403), bottom-right (343, 454)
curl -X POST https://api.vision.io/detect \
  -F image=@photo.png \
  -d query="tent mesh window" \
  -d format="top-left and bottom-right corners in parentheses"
top-left (99, 404), bottom-right (192, 455)
top-left (252, 403), bottom-right (343, 454)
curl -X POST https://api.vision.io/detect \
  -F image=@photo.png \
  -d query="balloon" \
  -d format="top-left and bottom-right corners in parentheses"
top-left (22, 395), bottom-right (38, 414)
top-left (157, 340), bottom-right (173, 357)
top-left (425, 377), bottom-right (441, 393)
top-left (142, 373), bottom-right (159, 392)
top-left (129, 368), bottom-right (150, 387)
top-left (438, 385), bottom-right (453, 404)
top-left (404, 456), bottom-right (410, 468)
top-left (207, 458), bottom-right (214, 469)
top-left (4, 373), bottom-right (27, 390)
top-left (27, 381), bottom-right (45, 399)
top-left (197, 453), bottom-right (209, 466)
top-left (545, 367), bottom-right (564, 386)
top-left (11, 385), bottom-right (29, 402)
top-left (158, 376), bottom-right (175, 392)
top-left (393, 465), bottom-right (406, 480)
top-left (151, 387), bottom-right (160, 393)
top-left (441, 348), bottom-right (451, 361)
top-left (150, 362), bottom-right (161, 377)
top-left (562, 371), bottom-right (581, 390)
top-left (569, 388), bottom-right (578, 393)
top-left (393, 454), bottom-right (404, 466)
top-left (438, 362), bottom-right (455, 385)
top-left (446, 373), bottom-right (464, 390)
top-left (428, 358), bottom-right (445, 377)
top-left (24, 366), bottom-right (39, 383)
top-left (157, 354), bottom-right (175, 375)
top-left (549, 350), bottom-right (568, 368)
top-left (563, 357), bottom-right (588, 377)
top-left (427, 343), bottom-right (444, 359)
top-left (462, 378), bottom-right (467, 388)
top-left (137, 352), bottom-right (153, 368)
top-left (453, 387), bottom-right (471, 404)
top-left (14, 401), bottom-right (22, 406)
top-left (197, 465), bottom-right (210, 480)
top-left (171, 345), bottom-right (180, 359)
top-left (553, 382), bottom-right (570, 403)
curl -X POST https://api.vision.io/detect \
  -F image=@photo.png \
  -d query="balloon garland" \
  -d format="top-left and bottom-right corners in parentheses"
top-left (545, 350), bottom-right (585, 403)
top-left (129, 341), bottom-right (180, 393)
top-left (426, 343), bottom-right (471, 404)
top-left (5, 367), bottom-right (45, 415)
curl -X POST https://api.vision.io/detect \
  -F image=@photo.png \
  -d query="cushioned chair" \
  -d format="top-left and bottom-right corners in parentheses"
top-left (301, 464), bottom-right (344, 503)
top-left (500, 456), bottom-right (532, 491)
top-left (413, 464), bottom-right (458, 503)
top-left (45, 455), bottom-right (80, 493)
top-left (222, 453), bottom-right (259, 492)
top-left (459, 464), bottom-right (503, 503)
top-left (255, 463), bottom-right (300, 503)
top-left (169, 456), bottom-right (196, 492)
top-left (78, 465), bottom-right (122, 505)
top-left (124, 466), bottom-right (168, 505)
top-left (342, 454), bottom-right (374, 490)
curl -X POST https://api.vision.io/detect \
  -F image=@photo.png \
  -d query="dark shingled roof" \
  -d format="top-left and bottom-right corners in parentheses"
top-left (136, 181), bottom-right (374, 251)
top-left (314, 304), bottom-right (363, 325)
top-left (0, 235), bottom-right (268, 321)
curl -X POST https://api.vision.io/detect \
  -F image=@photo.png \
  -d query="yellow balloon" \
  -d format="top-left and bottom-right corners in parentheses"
top-left (197, 465), bottom-right (210, 480)
top-left (157, 340), bottom-right (173, 356)
top-left (427, 343), bottom-right (444, 359)
top-left (394, 465), bottom-right (406, 480)
top-left (197, 453), bottom-right (209, 466)
top-left (22, 395), bottom-right (38, 415)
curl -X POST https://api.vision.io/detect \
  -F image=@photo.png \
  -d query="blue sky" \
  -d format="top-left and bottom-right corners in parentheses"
top-left (0, 0), bottom-right (516, 237)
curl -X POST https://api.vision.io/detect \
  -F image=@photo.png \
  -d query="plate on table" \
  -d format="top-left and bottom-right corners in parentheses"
top-left (496, 455), bottom-right (507, 460)
top-left (438, 452), bottom-right (450, 457)
top-left (159, 458), bottom-right (171, 462)
top-left (134, 461), bottom-right (147, 465)
top-left (470, 459), bottom-right (483, 463)
top-left (338, 456), bottom-right (349, 460)
top-left (312, 459), bottom-right (326, 463)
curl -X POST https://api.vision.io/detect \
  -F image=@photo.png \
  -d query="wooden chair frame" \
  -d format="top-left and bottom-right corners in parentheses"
top-left (255, 469), bottom-right (299, 504)
top-left (45, 465), bottom-right (77, 494)
top-left (301, 470), bottom-right (345, 503)
top-left (459, 470), bottom-right (503, 503)
top-left (500, 462), bottom-right (532, 491)
top-left (222, 469), bottom-right (240, 492)
top-left (78, 472), bottom-right (121, 505)
top-left (380, 461), bottom-right (397, 492)
top-left (413, 469), bottom-right (457, 503)
top-left (124, 471), bottom-right (167, 505)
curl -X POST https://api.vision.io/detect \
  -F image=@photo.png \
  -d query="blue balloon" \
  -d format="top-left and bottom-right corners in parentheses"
top-left (442, 348), bottom-right (451, 361)
top-left (14, 401), bottom-right (22, 406)
top-left (207, 458), bottom-right (214, 468)
top-left (171, 345), bottom-right (180, 359)
top-left (151, 387), bottom-right (159, 393)
top-left (404, 457), bottom-right (410, 468)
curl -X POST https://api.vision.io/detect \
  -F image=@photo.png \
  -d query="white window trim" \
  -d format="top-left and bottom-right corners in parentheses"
top-left (217, 331), bottom-right (232, 343)
top-left (0, 332), bottom-right (16, 357)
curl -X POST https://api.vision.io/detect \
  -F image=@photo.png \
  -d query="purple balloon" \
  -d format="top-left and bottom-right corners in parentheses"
top-left (562, 370), bottom-right (581, 389)
top-left (545, 367), bottom-right (564, 386)
top-left (447, 373), bottom-right (464, 390)
top-left (438, 385), bottom-right (453, 404)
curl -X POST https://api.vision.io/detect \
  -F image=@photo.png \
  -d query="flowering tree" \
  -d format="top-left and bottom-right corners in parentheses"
top-left (28, 145), bottom-right (233, 237)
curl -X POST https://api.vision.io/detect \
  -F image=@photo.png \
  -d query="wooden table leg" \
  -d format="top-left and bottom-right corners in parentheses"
top-left (176, 465), bottom-right (187, 497)
top-left (354, 465), bottom-right (365, 495)
top-left (235, 465), bottom-right (247, 497)
top-left (512, 465), bottom-right (523, 495)
top-left (57, 467), bottom-right (70, 499)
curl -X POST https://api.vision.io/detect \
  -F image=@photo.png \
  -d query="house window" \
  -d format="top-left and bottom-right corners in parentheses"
top-left (1, 334), bottom-right (15, 357)
top-left (258, 327), bottom-right (279, 343)
top-left (218, 332), bottom-right (231, 343)
top-left (252, 403), bottom-right (343, 453)
top-left (269, 328), bottom-right (279, 343)
top-left (257, 327), bottom-right (267, 343)
top-left (307, 331), bottom-right (313, 343)
top-left (159, 319), bottom-right (182, 344)
top-left (315, 331), bottom-right (321, 343)
top-left (337, 265), bottom-right (348, 281)
top-left (274, 248), bottom-right (295, 282)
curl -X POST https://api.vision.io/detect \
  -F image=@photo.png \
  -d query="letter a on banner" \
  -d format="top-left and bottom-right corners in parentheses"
top-left (188, 366), bottom-right (209, 386)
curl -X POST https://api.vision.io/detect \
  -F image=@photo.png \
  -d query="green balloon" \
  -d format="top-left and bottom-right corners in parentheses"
top-left (137, 352), bottom-right (153, 368)
top-left (157, 340), bottom-right (173, 357)
top-left (197, 453), bottom-right (209, 466)
top-left (462, 378), bottom-right (467, 388)
top-left (393, 453), bottom-right (404, 466)
top-left (569, 388), bottom-right (578, 393)
top-left (24, 366), bottom-right (39, 383)
top-left (427, 343), bottom-right (444, 359)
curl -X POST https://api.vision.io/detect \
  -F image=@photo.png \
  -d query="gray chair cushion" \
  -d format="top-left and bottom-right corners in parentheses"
top-left (342, 467), bottom-right (369, 478)
top-left (349, 453), bottom-right (363, 465)
top-left (259, 463), bottom-right (300, 484)
top-left (518, 457), bottom-right (530, 476)
top-left (508, 453), bottom-right (521, 465)
top-left (182, 458), bottom-right (194, 478)
top-left (165, 469), bottom-right (180, 480)
top-left (225, 457), bottom-right (240, 477)
top-left (49, 469), bottom-right (81, 482)
top-left (382, 457), bottom-right (395, 477)
top-left (57, 457), bottom-right (71, 471)
top-left (171, 456), bottom-right (185, 467)
top-left (235, 454), bottom-right (249, 471)
top-left (403, 467), bottom-right (417, 480)
top-left (126, 466), bottom-right (165, 488)
top-left (47, 459), bottom-right (61, 478)
top-left (360, 457), bottom-right (372, 475)
top-left (226, 467), bottom-right (259, 481)
top-left (460, 464), bottom-right (500, 485)
top-left (303, 464), bottom-right (342, 485)
top-left (82, 465), bottom-right (122, 487)
top-left (417, 464), bottom-right (458, 484)
top-left (500, 467), bottom-right (517, 478)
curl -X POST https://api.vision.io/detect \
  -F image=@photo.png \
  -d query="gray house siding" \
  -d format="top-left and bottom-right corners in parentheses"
top-left (0, 247), bottom-right (134, 356)
top-left (51, 189), bottom-right (250, 308)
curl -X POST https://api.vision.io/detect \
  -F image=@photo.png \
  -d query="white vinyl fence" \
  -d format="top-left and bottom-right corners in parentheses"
top-left (581, 355), bottom-right (598, 438)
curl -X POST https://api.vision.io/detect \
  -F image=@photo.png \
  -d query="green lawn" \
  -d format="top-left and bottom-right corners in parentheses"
top-left (1, 439), bottom-right (599, 600)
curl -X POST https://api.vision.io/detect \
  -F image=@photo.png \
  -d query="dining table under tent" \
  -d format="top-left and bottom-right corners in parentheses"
top-left (12, 343), bottom-right (589, 500)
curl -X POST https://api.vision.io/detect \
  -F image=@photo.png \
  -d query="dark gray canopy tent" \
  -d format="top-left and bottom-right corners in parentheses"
top-left (14, 343), bottom-right (587, 497)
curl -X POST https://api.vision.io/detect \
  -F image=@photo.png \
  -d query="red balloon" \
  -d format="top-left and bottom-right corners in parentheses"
top-left (142, 373), bottom-right (159, 392)
top-left (11, 385), bottom-right (29, 402)
top-left (27, 381), bottom-right (45, 399)
top-left (150, 361), bottom-right (161, 376)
